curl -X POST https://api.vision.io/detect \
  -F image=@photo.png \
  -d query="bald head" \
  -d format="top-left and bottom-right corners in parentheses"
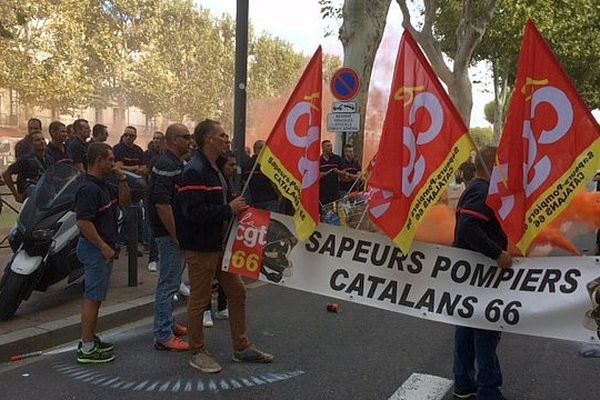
top-left (165, 123), bottom-right (189, 144)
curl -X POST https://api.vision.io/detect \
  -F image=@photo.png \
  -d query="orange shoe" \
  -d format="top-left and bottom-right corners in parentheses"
top-left (174, 324), bottom-right (188, 337)
top-left (154, 336), bottom-right (190, 352)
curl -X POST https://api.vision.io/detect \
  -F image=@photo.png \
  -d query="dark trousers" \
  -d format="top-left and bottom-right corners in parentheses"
top-left (453, 326), bottom-right (503, 400)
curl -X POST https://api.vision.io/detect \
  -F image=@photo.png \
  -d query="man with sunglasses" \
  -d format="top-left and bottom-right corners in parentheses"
top-left (114, 126), bottom-right (145, 176)
top-left (148, 124), bottom-right (192, 352)
top-left (174, 119), bottom-right (273, 374)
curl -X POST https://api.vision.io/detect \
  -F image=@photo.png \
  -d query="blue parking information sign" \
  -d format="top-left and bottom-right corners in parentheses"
top-left (330, 67), bottom-right (361, 101)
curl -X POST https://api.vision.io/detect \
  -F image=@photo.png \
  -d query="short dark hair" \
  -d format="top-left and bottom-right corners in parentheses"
top-left (322, 140), bottom-right (331, 145)
top-left (475, 146), bottom-right (497, 176)
top-left (87, 142), bottom-right (112, 166)
top-left (125, 125), bottom-right (137, 134)
top-left (194, 119), bottom-right (221, 149)
top-left (49, 121), bottom-right (65, 135)
top-left (343, 144), bottom-right (353, 149)
top-left (27, 118), bottom-right (42, 128)
top-left (92, 123), bottom-right (107, 138)
top-left (73, 119), bottom-right (88, 134)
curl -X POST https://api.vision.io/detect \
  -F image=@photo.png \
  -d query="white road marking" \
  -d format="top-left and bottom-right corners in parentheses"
top-left (388, 373), bottom-right (453, 400)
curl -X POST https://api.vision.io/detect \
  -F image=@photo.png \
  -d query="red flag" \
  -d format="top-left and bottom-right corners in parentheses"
top-left (368, 31), bottom-right (474, 254)
top-left (228, 208), bottom-right (271, 279)
top-left (258, 47), bottom-right (322, 241)
top-left (487, 21), bottom-right (600, 254)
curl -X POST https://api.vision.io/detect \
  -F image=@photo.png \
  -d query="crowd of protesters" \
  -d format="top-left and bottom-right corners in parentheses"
top-left (2, 118), bottom-right (529, 399)
top-left (2, 117), bottom-right (275, 373)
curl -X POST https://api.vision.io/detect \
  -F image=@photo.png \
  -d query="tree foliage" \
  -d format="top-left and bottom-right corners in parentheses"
top-left (0, 0), bottom-right (332, 131)
top-left (433, 0), bottom-right (600, 139)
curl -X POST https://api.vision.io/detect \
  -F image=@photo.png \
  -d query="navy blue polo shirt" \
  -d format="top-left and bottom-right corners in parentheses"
top-left (45, 142), bottom-right (73, 168)
top-left (75, 174), bottom-right (119, 248)
top-left (319, 153), bottom-right (343, 204)
top-left (8, 152), bottom-right (45, 194)
top-left (339, 157), bottom-right (362, 192)
top-left (114, 143), bottom-right (144, 167)
top-left (67, 136), bottom-right (89, 169)
top-left (147, 150), bottom-right (183, 237)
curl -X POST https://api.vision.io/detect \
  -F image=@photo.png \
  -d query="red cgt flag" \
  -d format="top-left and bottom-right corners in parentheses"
top-left (368, 31), bottom-right (474, 254)
top-left (486, 21), bottom-right (600, 255)
top-left (258, 47), bottom-right (322, 241)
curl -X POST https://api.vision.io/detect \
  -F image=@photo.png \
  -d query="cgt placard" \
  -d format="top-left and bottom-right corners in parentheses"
top-left (224, 213), bottom-right (600, 344)
top-left (224, 208), bottom-right (271, 279)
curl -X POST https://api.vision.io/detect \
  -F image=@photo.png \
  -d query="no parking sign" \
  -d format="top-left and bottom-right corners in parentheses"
top-left (330, 67), bottom-right (361, 101)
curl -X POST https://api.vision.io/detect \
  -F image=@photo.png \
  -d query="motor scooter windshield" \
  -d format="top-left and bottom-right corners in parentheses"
top-left (18, 164), bottom-right (83, 232)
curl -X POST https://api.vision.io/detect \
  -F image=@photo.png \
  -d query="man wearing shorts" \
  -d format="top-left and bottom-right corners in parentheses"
top-left (75, 142), bottom-right (131, 363)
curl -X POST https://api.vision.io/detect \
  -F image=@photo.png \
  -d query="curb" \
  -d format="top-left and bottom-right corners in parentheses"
top-left (0, 294), bottom-right (163, 362)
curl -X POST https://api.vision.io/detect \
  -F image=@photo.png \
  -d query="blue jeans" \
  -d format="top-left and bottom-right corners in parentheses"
top-left (153, 236), bottom-right (185, 343)
top-left (76, 238), bottom-right (113, 301)
top-left (453, 326), bottom-right (503, 399)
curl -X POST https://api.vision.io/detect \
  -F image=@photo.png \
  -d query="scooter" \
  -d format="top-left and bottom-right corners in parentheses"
top-left (0, 163), bottom-right (146, 320)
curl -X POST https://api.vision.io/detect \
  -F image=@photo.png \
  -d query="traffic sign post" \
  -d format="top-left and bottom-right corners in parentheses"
top-left (330, 67), bottom-right (361, 101)
top-left (329, 67), bottom-right (362, 155)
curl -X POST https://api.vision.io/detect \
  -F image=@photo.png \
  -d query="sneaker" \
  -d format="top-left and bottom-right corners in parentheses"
top-left (174, 324), bottom-right (188, 337)
top-left (147, 261), bottom-right (158, 272)
top-left (233, 345), bottom-right (273, 363)
top-left (189, 351), bottom-right (222, 373)
top-left (154, 336), bottom-right (190, 352)
top-left (77, 343), bottom-right (116, 364)
top-left (94, 335), bottom-right (114, 353)
top-left (203, 310), bottom-right (214, 327)
top-left (453, 390), bottom-right (477, 399)
top-left (179, 282), bottom-right (190, 297)
top-left (214, 309), bottom-right (229, 320)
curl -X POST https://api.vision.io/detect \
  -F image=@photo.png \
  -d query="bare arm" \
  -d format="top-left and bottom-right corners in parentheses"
top-left (77, 220), bottom-right (115, 261)
top-left (112, 165), bottom-right (132, 207)
top-left (2, 167), bottom-right (22, 203)
top-left (156, 204), bottom-right (177, 241)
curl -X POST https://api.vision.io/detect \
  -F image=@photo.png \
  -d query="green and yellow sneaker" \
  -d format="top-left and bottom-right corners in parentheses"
top-left (77, 342), bottom-right (115, 364)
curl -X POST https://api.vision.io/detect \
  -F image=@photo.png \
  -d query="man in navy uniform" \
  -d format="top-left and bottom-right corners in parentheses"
top-left (75, 142), bottom-right (131, 363)
top-left (452, 146), bottom-right (512, 400)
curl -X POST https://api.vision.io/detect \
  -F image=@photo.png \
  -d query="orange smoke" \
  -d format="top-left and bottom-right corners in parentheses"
top-left (415, 204), bottom-right (455, 246)
top-left (413, 191), bottom-right (600, 257)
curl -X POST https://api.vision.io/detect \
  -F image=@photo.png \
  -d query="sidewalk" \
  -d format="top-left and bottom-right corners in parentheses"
top-left (0, 250), bottom-right (165, 362)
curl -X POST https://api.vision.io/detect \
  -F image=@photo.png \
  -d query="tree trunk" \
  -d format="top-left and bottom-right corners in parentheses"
top-left (492, 59), bottom-right (510, 144)
top-left (339, 0), bottom-right (392, 164)
top-left (397, 0), bottom-right (498, 128)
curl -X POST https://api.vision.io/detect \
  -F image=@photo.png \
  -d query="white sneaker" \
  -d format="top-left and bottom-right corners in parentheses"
top-left (147, 261), bottom-right (158, 272)
top-left (179, 282), bottom-right (190, 297)
top-left (203, 310), bottom-right (214, 327)
top-left (214, 309), bottom-right (229, 320)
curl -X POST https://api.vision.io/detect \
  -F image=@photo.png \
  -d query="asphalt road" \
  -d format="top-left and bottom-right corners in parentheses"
top-left (0, 283), bottom-right (598, 400)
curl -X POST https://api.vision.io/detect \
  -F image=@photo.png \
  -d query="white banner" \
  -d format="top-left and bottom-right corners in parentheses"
top-left (223, 213), bottom-right (600, 343)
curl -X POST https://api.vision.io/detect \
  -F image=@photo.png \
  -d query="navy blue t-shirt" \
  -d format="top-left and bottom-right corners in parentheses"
top-left (75, 174), bottom-right (119, 248)
top-left (339, 157), bottom-right (361, 192)
top-left (45, 142), bottom-right (73, 168)
top-left (8, 152), bottom-right (45, 194)
top-left (114, 143), bottom-right (144, 167)
top-left (319, 154), bottom-right (343, 205)
top-left (67, 136), bottom-right (89, 170)
top-left (147, 150), bottom-right (183, 237)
